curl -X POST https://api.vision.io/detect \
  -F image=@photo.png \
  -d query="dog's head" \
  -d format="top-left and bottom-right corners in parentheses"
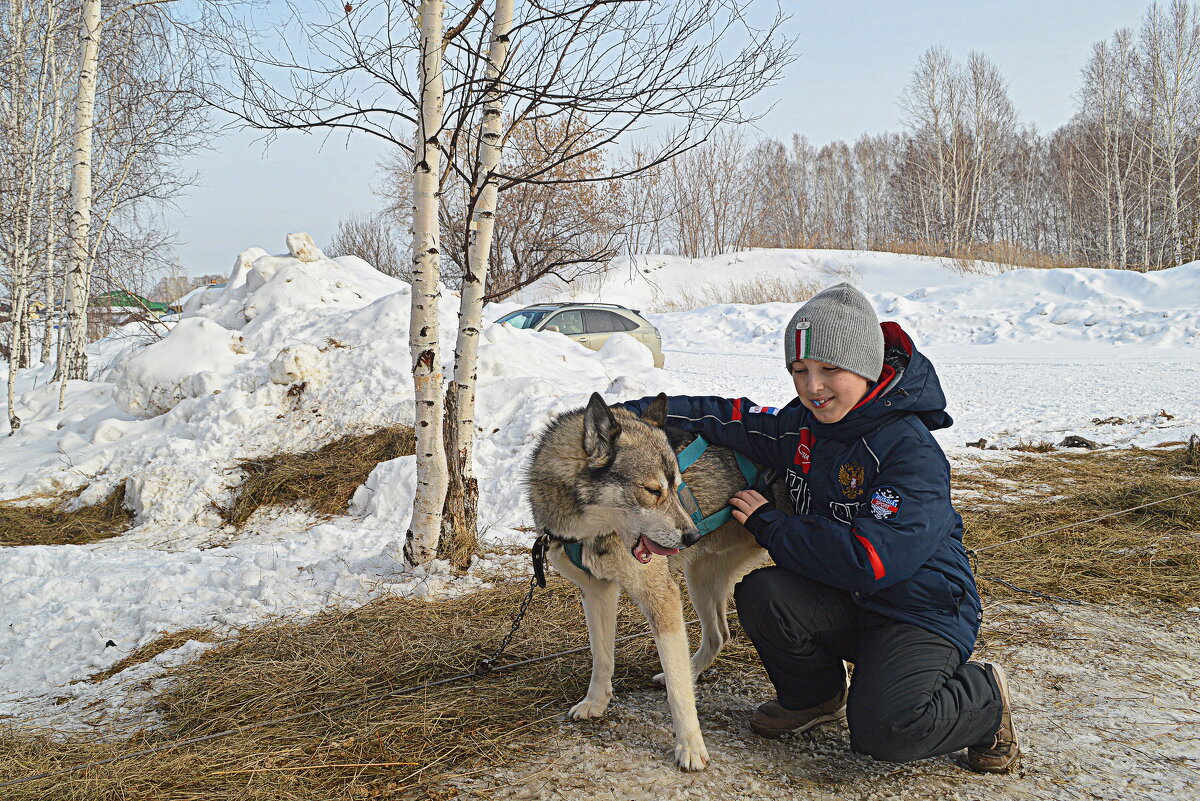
top-left (581, 392), bottom-right (700, 560)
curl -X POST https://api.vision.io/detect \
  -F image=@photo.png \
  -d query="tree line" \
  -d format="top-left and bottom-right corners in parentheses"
top-left (629, 1), bottom-right (1200, 271)
top-left (1, 0), bottom-right (212, 431)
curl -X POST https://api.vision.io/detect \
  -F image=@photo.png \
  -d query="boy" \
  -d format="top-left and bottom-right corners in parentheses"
top-left (622, 283), bottom-right (1019, 772)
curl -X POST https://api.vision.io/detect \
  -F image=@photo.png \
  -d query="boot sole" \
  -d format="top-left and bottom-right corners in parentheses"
top-left (751, 707), bottom-right (846, 739)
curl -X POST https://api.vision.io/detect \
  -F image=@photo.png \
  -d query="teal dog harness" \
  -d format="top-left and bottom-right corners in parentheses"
top-left (553, 435), bottom-right (760, 576)
top-left (674, 435), bottom-right (760, 537)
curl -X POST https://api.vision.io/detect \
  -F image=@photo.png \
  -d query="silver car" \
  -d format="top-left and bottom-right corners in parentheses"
top-left (496, 302), bottom-right (665, 368)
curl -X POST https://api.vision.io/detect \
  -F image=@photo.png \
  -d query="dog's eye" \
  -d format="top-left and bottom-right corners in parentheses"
top-left (643, 485), bottom-right (663, 497)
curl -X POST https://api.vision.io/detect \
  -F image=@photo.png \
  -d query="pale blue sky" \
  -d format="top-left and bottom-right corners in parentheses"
top-left (166, 0), bottom-right (1147, 277)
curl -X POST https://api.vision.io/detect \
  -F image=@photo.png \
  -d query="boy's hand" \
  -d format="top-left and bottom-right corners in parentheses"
top-left (729, 489), bottom-right (770, 525)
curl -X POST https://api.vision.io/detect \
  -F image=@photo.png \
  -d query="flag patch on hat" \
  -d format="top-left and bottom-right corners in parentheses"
top-left (869, 487), bottom-right (902, 520)
top-left (748, 405), bottom-right (780, 415)
top-left (794, 319), bottom-right (812, 359)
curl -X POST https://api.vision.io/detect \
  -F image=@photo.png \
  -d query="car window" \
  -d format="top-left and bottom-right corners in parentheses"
top-left (497, 309), bottom-right (550, 329)
top-left (545, 310), bottom-right (584, 335)
top-left (584, 309), bottom-right (638, 333)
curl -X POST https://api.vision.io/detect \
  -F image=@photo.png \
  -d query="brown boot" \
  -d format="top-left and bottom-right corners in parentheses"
top-left (968, 663), bottom-right (1021, 773)
top-left (751, 689), bottom-right (847, 738)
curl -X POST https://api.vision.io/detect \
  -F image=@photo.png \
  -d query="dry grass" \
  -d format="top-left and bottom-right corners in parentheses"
top-left (0, 578), bottom-right (731, 800)
top-left (1006, 440), bottom-right (1058, 453)
top-left (876, 239), bottom-right (1085, 273)
top-left (224, 427), bottom-right (416, 528)
top-left (2, 447), bottom-right (1197, 798)
top-left (655, 274), bottom-right (825, 312)
top-left (0, 485), bottom-right (132, 547)
top-left (79, 629), bottom-right (218, 685)
top-left (956, 448), bottom-right (1200, 605)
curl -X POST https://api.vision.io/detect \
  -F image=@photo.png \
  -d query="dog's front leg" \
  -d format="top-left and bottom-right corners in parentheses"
top-left (636, 575), bottom-right (709, 771)
top-left (569, 575), bottom-right (619, 719)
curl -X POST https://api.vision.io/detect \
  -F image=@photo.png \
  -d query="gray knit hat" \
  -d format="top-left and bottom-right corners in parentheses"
top-left (783, 283), bottom-right (884, 381)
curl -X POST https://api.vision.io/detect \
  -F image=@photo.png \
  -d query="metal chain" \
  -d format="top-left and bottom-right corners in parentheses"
top-left (976, 572), bottom-right (1085, 606)
top-left (475, 570), bottom-right (541, 675)
top-left (968, 548), bottom-right (1084, 606)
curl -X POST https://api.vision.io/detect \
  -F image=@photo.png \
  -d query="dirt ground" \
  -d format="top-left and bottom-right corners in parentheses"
top-left (451, 599), bottom-right (1200, 801)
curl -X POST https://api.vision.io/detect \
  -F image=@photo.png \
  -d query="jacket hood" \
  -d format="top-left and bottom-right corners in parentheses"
top-left (809, 321), bottom-right (953, 441)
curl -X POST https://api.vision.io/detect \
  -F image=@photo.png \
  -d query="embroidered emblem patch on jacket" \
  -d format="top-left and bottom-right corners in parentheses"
top-left (870, 487), bottom-right (902, 520)
top-left (748, 405), bottom-right (780, 415)
top-left (838, 462), bottom-right (865, 499)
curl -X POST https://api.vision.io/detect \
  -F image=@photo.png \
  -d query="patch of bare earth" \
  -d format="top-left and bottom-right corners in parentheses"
top-left (450, 601), bottom-right (1200, 801)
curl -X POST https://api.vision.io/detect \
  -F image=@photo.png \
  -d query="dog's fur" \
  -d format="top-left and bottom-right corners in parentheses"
top-left (526, 393), bottom-right (785, 770)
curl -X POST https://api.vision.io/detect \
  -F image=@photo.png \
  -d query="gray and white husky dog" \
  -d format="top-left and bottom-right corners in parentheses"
top-left (526, 392), bottom-right (785, 770)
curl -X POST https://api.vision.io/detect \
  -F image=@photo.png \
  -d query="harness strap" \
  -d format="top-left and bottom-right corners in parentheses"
top-left (676, 437), bottom-right (760, 538)
top-left (543, 531), bottom-right (590, 575)
top-left (562, 540), bottom-right (587, 574)
top-left (675, 435), bottom-right (710, 472)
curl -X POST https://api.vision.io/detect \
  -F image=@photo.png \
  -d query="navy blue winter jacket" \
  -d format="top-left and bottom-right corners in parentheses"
top-left (623, 322), bottom-right (982, 661)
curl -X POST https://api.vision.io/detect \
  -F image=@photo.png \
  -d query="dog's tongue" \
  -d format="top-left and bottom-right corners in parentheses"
top-left (632, 534), bottom-right (680, 563)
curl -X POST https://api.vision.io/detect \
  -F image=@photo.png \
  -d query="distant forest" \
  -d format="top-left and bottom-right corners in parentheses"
top-left (619, 1), bottom-right (1200, 271)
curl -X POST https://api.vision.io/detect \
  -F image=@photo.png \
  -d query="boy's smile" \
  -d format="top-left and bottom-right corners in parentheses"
top-left (790, 359), bottom-right (871, 423)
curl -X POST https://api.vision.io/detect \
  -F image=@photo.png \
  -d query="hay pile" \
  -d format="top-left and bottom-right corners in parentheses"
top-left (0, 485), bottom-right (131, 547)
top-left (957, 448), bottom-right (1200, 605)
top-left (223, 426), bottom-right (416, 527)
top-left (0, 578), bottom-right (732, 800)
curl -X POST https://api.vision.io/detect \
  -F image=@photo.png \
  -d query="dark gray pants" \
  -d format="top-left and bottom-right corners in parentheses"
top-left (734, 566), bottom-right (1002, 763)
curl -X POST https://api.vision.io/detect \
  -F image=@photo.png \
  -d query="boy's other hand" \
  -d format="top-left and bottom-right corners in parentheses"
top-left (729, 489), bottom-right (770, 525)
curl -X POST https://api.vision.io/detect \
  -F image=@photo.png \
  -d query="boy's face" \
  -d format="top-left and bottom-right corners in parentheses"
top-left (790, 359), bottom-right (870, 424)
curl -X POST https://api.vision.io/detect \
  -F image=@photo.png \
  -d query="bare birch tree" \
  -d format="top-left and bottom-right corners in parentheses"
top-left (1075, 31), bottom-right (1140, 267)
top-left (217, 0), bottom-right (791, 564)
top-left (403, 0), bottom-right (449, 565)
top-left (441, 0), bottom-right (514, 565)
top-left (1139, 0), bottom-right (1200, 267)
top-left (60, 0), bottom-right (103, 392)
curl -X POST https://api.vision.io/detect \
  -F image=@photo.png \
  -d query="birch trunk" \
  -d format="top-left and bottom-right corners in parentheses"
top-left (6, 0), bottom-right (59, 431)
top-left (441, 0), bottom-right (515, 568)
top-left (41, 232), bottom-right (58, 365)
top-left (404, 0), bottom-right (449, 566)
top-left (7, 264), bottom-right (29, 432)
top-left (61, 0), bottom-right (102, 402)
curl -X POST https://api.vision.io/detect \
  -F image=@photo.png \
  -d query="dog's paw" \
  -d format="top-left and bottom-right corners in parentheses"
top-left (569, 696), bottom-right (610, 720)
top-left (674, 736), bottom-right (709, 771)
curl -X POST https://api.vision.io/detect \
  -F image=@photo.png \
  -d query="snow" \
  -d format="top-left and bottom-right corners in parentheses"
top-left (1, 241), bottom-right (1198, 794)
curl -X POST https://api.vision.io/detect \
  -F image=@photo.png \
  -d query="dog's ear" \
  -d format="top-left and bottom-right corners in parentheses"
top-left (640, 393), bottom-right (669, 428)
top-left (583, 392), bottom-right (619, 469)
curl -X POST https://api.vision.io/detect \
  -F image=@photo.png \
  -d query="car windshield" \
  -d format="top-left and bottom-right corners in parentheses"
top-left (497, 309), bottom-right (551, 329)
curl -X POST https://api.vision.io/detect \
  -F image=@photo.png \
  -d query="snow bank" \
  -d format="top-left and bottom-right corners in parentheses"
top-left (0, 235), bottom-right (675, 727)
top-left (647, 261), bottom-right (1200, 356)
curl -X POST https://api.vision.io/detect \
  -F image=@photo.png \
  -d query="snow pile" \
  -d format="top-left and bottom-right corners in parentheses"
top-left (0, 237), bottom-right (674, 728)
top-left (879, 263), bottom-right (1200, 347)
top-left (111, 317), bottom-right (251, 417)
top-left (2, 241), bottom-right (669, 536)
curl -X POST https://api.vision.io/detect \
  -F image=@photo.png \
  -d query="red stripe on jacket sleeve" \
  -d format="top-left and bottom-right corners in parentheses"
top-left (854, 533), bottom-right (886, 580)
top-left (731, 398), bottom-right (743, 421)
